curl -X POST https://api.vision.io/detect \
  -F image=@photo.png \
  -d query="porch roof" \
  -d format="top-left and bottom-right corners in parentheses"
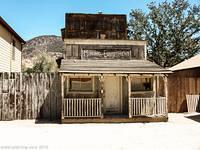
top-left (60, 59), bottom-right (171, 74)
top-left (60, 60), bottom-right (171, 73)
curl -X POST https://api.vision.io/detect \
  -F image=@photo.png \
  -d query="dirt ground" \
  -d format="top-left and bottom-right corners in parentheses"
top-left (0, 113), bottom-right (200, 150)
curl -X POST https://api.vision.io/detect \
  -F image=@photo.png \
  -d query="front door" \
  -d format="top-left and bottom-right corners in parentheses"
top-left (104, 76), bottom-right (122, 114)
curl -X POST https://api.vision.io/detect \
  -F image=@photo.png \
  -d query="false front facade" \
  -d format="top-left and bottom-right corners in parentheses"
top-left (60, 13), bottom-right (171, 123)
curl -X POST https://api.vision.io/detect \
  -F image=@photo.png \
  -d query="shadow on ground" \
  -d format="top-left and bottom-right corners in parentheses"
top-left (185, 114), bottom-right (200, 123)
top-left (35, 119), bottom-right (61, 124)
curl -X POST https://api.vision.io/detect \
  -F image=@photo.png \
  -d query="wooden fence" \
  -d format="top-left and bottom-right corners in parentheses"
top-left (129, 97), bottom-right (167, 117)
top-left (63, 98), bottom-right (103, 118)
top-left (0, 72), bottom-right (61, 121)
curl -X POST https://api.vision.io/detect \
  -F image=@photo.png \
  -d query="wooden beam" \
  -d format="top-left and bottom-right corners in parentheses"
top-left (153, 76), bottom-right (157, 98)
top-left (99, 76), bottom-right (104, 118)
top-left (144, 44), bottom-right (147, 60)
top-left (153, 75), bottom-right (157, 114)
top-left (61, 73), bottom-right (64, 120)
top-left (163, 76), bottom-right (168, 115)
top-left (63, 73), bottom-right (102, 77)
top-left (128, 76), bottom-right (132, 118)
top-left (129, 74), bottom-right (154, 77)
top-left (64, 39), bottom-right (147, 46)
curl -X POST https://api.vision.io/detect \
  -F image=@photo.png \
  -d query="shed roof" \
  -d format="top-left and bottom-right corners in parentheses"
top-left (0, 16), bottom-right (25, 44)
top-left (60, 59), bottom-right (171, 74)
top-left (170, 54), bottom-right (200, 71)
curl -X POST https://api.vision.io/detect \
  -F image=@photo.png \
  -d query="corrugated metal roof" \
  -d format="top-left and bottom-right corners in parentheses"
top-left (60, 59), bottom-right (171, 74)
top-left (170, 54), bottom-right (200, 71)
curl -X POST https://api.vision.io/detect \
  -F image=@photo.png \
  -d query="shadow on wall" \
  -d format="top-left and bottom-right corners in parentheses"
top-left (179, 99), bottom-right (188, 112)
top-left (35, 73), bottom-right (62, 124)
top-left (197, 95), bottom-right (200, 112)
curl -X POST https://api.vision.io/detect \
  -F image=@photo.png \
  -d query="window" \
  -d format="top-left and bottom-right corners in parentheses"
top-left (131, 77), bottom-right (153, 92)
top-left (12, 40), bottom-right (16, 60)
top-left (69, 77), bottom-right (93, 92)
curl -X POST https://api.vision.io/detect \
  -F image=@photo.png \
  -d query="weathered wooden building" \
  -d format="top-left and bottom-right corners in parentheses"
top-left (61, 13), bottom-right (127, 40)
top-left (168, 54), bottom-right (200, 113)
top-left (60, 13), bottom-right (171, 123)
top-left (0, 16), bottom-right (25, 72)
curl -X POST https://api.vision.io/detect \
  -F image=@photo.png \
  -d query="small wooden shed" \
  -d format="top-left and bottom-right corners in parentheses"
top-left (168, 54), bottom-right (200, 113)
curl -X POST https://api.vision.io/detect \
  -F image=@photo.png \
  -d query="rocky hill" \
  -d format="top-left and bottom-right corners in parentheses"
top-left (22, 35), bottom-right (64, 58)
top-left (22, 35), bottom-right (64, 68)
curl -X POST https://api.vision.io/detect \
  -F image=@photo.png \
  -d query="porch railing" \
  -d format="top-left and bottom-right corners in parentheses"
top-left (63, 98), bottom-right (103, 118)
top-left (129, 97), bottom-right (167, 117)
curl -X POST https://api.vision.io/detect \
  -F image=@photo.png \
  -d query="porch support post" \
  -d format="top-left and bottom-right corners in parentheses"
top-left (99, 75), bottom-right (104, 119)
top-left (153, 75), bottom-right (157, 114)
top-left (61, 73), bottom-right (64, 120)
top-left (127, 75), bottom-right (132, 118)
top-left (163, 75), bottom-right (168, 115)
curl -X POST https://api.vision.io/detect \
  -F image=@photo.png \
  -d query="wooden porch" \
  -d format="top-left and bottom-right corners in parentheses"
top-left (61, 97), bottom-right (168, 123)
top-left (62, 115), bottom-right (168, 124)
top-left (61, 73), bottom-right (168, 123)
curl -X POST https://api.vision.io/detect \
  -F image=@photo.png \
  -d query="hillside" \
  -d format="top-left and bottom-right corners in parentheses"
top-left (22, 35), bottom-right (64, 58)
top-left (22, 35), bottom-right (64, 69)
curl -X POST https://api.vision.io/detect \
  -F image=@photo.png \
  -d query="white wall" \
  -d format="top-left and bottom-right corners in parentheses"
top-left (0, 37), bottom-right (21, 72)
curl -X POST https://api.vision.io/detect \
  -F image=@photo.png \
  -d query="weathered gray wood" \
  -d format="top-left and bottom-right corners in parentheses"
top-left (0, 72), bottom-right (61, 121)
top-left (63, 98), bottom-right (102, 118)
top-left (130, 97), bottom-right (167, 117)
top-left (0, 74), bottom-right (2, 120)
top-left (128, 76), bottom-right (131, 118)
top-left (186, 95), bottom-right (200, 112)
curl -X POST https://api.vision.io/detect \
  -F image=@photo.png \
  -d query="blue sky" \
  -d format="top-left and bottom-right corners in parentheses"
top-left (0, 0), bottom-right (199, 40)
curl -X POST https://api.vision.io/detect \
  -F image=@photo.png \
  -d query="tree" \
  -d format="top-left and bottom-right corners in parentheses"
top-left (129, 0), bottom-right (200, 67)
top-left (23, 52), bottom-right (58, 72)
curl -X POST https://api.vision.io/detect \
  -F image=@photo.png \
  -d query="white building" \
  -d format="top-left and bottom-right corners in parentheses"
top-left (0, 16), bottom-right (25, 72)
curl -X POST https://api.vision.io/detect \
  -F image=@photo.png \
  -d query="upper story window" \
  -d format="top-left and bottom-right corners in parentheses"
top-left (12, 40), bottom-right (16, 60)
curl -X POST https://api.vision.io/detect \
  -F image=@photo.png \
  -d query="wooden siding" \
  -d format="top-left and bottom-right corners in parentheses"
top-left (168, 68), bottom-right (200, 112)
top-left (63, 13), bottom-right (127, 40)
top-left (0, 24), bottom-right (22, 72)
top-left (0, 24), bottom-right (22, 50)
top-left (0, 73), bottom-right (61, 120)
top-left (0, 37), bottom-right (22, 72)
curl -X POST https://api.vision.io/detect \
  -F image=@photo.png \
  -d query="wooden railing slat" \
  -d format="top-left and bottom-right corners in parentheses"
top-left (129, 97), bottom-right (167, 117)
top-left (63, 98), bottom-right (102, 118)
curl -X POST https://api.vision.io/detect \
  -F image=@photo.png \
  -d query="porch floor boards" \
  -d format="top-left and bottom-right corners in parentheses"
top-left (61, 115), bottom-right (168, 124)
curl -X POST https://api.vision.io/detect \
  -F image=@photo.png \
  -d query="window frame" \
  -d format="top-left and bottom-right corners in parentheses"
top-left (12, 40), bottom-right (16, 61)
top-left (66, 76), bottom-right (95, 94)
top-left (130, 76), bottom-right (153, 94)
